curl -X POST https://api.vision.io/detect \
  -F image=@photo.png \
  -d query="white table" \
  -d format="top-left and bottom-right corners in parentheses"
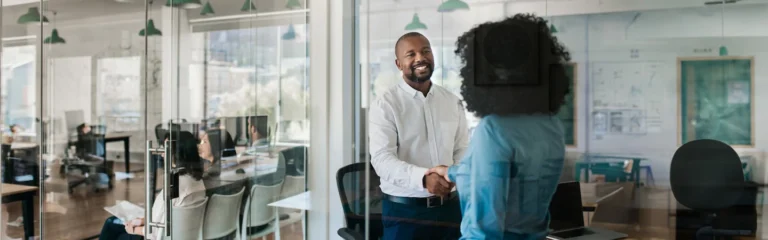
top-left (268, 191), bottom-right (311, 239)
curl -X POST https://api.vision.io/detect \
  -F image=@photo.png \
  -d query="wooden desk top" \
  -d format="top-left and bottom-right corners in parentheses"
top-left (105, 133), bottom-right (132, 139)
top-left (2, 183), bottom-right (37, 196)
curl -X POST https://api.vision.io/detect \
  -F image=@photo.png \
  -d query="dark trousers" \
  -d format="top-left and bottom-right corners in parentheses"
top-left (99, 216), bottom-right (144, 240)
top-left (382, 197), bottom-right (462, 240)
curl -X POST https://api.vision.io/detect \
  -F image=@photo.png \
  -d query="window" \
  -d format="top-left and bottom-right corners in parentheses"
top-left (204, 24), bottom-right (309, 144)
top-left (1, 45), bottom-right (36, 134)
top-left (96, 56), bottom-right (142, 132)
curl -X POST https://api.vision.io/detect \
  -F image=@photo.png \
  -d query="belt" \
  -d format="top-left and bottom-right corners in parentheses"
top-left (385, 192), bottom-right (458, 208)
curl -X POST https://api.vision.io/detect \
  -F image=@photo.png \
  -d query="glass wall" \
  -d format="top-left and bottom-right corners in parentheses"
top-left (1, 0), bottom-right (310, 239)
top-left (357, 0), bottom-right (768, 239)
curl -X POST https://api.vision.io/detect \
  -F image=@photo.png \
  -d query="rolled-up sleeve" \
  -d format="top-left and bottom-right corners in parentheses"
top-left (369, 99), bottom-right (428, 192)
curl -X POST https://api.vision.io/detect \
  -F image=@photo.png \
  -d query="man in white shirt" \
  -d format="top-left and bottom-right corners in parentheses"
top-left (369, 32), bottom-right (469, 240)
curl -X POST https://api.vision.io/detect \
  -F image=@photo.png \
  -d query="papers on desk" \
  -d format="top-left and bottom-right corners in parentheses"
top-left (104, 200), bottom-right (145, 222)
top-left (218, 164), bottom-right (278, 181)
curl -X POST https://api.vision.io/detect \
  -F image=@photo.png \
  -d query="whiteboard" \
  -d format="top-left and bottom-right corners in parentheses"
top-left (591, 62), bottom-right (667, 135)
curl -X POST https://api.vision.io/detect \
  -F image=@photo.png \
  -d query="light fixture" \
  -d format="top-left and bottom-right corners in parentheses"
top-left (285, 0), bottom-right (301, 9)
top-left (718, 0), bottom-right (727, 56)
top-left (17, 7), bottom-right (49, 24)
top-left (550, 24), bottom-right (558, 33)
top-left (200, 2), bottom-right (215, 15)
top-left (44, 11), bottom-right (65, 44)
top-left (282, 24), bottom-right (296, 40)
top-left (437, 0), bottom-right (469, 13)
top-left (139, 19), bottom-right (162, 37)
top-left (405, 13), bottom-right (427, 30)
top-left (165, 0), bottom-right (202, 9)
top-left (719, 46), bottom-right (728, 56)
top-left (44, 29), bottom-right (66, 44)
top-left (241, 0), bottom-right (256, 12)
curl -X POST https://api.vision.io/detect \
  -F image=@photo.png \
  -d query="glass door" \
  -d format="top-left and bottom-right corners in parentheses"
top-left (148, 0), bottom-right (310, 239)
top-left (28, 0), bottom-right (153, 239)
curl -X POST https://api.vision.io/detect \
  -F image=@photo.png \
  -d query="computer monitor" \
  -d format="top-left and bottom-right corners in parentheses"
top-left (206, 129), bottom-right (223, 163)
top-left (548, 182), bottom-right (586, 231)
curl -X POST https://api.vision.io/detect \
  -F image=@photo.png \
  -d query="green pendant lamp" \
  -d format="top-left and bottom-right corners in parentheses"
top-left (200, 2), bottom-right (215, 15)
top-left (405, 13), bottom-right (427, 30)
top-left (44, 29), bottom-right (66, 44)
top-left (17, 7), bottom-right (49, 24)
top-left (285, 0), bottom-right (301, 9)
top-left (165, 0), bottom-right (202, 9)
top-left (282, 24), bottom-right (297, 40)
top-left (437, 0), bottom-right (469, 13)
top-left (550, 23), bottom-right (558, 33)
top-left (139, 19), bottom-right (162, 36)
top-left (719, 45), bottom-right (728, 56)
top-left (241, 0), bottom-right (256, 12)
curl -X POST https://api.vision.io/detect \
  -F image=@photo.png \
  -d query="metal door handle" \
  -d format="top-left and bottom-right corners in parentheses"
top-left (164, 139), bottom-right (172, 236)
top-left (144, 140), bottom-right (169, 237)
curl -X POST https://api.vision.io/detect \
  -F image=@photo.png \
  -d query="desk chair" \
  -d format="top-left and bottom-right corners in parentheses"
top-left (281, 146), bottom-right (307, 177)
top-left (336, 162), bottom-right (384, 240)
top-left (671, 139), bottom-right (757, 239)
top-left (203, 187), bottom-right (245, 240)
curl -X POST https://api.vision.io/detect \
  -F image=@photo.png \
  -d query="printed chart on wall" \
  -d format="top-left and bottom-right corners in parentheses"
top-left (591, 62), bottom-right (666, 138)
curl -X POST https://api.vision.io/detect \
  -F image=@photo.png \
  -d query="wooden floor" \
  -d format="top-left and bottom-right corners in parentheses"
top-left (3, 161), bottom-right (304, 240)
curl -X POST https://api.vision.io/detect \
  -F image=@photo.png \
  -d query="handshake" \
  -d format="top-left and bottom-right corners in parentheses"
top-left (423, 165), bottom-right (453, 197)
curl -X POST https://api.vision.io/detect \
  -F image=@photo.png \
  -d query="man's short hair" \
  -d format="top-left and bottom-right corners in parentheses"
top-left (395, 32), bottom-right (427, 57)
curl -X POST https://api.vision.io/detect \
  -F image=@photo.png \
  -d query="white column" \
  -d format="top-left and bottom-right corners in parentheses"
top-left (309, 0), bottom-right (356, 239)
top-left (161, 7), bottom-right (200, 123)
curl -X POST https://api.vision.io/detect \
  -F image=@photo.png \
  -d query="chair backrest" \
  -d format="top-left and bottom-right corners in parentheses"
top-left (246, 182), bottom-right (284, 227)
top-left (336, 162), bottom-right (384, 239)
top-left (203, 187), bottom-right (245, 239)
top-left (280, 146), bottom-right (308, 176)
top-left (671, 139), bottom-right (744, 212)
top-left (281, 175), bottom-right (306, 199)
top-left (155, 124), bottom-right (167, 145)
top-left (169, 197), bottom-right (209, 240)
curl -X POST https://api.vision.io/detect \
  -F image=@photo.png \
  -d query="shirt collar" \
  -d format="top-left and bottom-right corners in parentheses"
top-left (398, 80), bottom-right (434, 98)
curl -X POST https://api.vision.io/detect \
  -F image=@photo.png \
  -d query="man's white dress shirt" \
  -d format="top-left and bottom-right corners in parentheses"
top-left (369, 81), bottom-right (469, 198)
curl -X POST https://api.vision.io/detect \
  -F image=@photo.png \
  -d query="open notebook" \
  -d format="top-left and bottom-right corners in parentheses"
top-left (104, 200), bottom-right (145, 222)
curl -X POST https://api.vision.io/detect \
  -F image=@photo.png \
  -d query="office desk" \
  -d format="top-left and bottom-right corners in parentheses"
top-left (575, 155), bottom-right (647, 187)
top-left (104, 133), bottom-right (132, 173)
top-left (268, 191), bottom-right (310, 240)
top-left (2, 183), bottom-right (37, 240)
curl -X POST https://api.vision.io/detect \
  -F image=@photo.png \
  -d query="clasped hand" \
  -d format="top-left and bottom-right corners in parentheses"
top-left (424, 165), bottom-right (452, 197)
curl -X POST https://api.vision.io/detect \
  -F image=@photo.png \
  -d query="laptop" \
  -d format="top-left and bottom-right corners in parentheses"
top-left (547, 182), bottom-right (628, 240)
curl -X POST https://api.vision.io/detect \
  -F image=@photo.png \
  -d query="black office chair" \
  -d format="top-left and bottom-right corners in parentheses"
top-left (336, 162), bottom-right (384, 240)
top-left (671, 139), bottom-right (757, 239)
top-left (281, 146), bottom-right (308, 176)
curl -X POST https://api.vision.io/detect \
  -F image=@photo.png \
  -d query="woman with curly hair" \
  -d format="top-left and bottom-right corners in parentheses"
top-left (428, 13), bottom-right (572, 239)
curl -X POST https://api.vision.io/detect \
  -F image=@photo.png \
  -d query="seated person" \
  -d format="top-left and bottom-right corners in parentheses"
top-left (99, 131), bottom-right (206, 240)
top-left (243, 116), bottom-right (269, 155)
top-left (197, 132), bottom-right (221, 178)
top-left (75, 123), bottom-right (105, 163)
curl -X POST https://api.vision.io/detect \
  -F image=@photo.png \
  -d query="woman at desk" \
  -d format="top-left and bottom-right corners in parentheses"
top-left (99, 131), bottom-right (206, 240)
top-left (427, 14), bottom-right (571, 239)
top-left (198, 131), bottom-right (221, 178)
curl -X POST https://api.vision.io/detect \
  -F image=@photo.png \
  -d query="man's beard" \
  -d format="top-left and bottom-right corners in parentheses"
top-left (406, 66), bottom-right (433, 83)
